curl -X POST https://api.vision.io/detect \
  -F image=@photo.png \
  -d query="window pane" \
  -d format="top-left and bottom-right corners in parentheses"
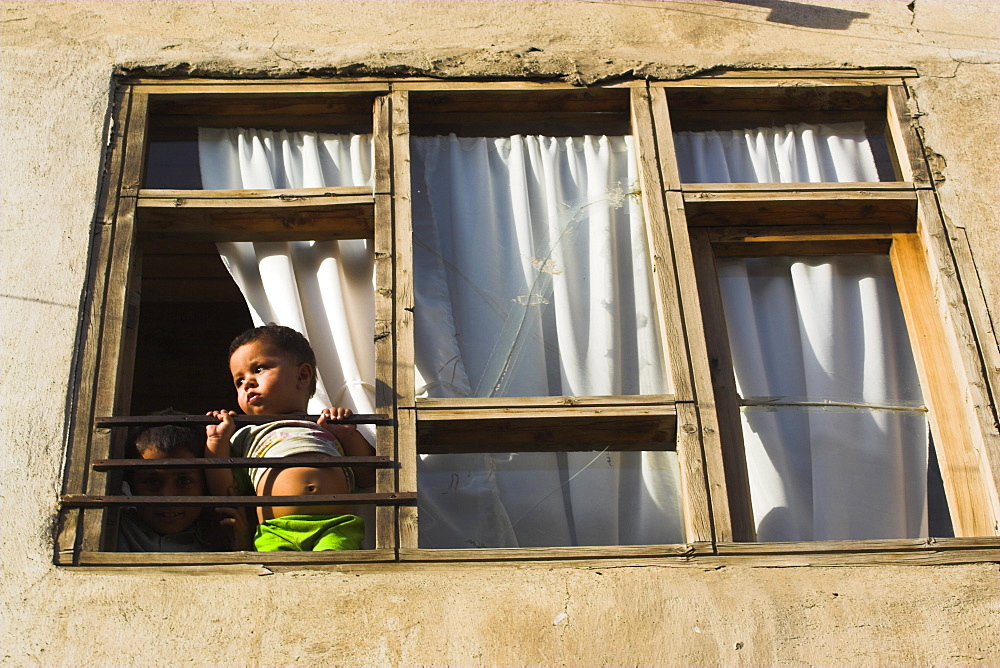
top-left (717, 254), bottom-right (930, 541)
top-left (417, 450), bottom-right (684, 548)
top-left (673, 122), bottom-right (883, 183)
top-left (411, 135), bottom-right (670, 399)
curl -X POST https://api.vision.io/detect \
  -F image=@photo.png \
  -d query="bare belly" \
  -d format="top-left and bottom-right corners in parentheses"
top-left (255, 454), bottom-right (351, 522)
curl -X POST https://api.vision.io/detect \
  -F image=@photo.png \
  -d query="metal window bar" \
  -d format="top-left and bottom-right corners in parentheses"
top-left (61, 413), bottom-right (416, 509)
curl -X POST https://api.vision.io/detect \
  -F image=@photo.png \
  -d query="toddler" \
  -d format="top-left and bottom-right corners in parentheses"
top-left (206, 324), bottom-right (375, 551)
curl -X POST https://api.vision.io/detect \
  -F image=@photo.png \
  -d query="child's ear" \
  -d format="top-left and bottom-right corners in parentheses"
top-left (296, 362), bottom-right (314, 389)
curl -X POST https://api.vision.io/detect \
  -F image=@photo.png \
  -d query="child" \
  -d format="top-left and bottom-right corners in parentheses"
top-left (205, 323), bottom-right (376, 551)
top-left (118, 417), bottom-right (250, 552)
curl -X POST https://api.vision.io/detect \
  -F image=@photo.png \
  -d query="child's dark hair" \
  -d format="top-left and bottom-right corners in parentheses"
top-left (229, 323), bottom-right (317, 396)
top-left (124, 409), bottom-right (204, 482)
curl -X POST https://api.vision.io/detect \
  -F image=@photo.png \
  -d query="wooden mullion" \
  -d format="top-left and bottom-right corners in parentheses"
top-left (688, 232), bottom-right (756, 542)
top-left (57, 84), bottom-right (134, 561)
top-left (890, 232), bottom-right (999, 536)
top-left (643, 86), bottom-right (734, 543)
top-left (373, 92), bottom-right (397, 552)
top-left (390, 88), bottom-right (419, 550)
top-left (631, 86), bottom-right (692, 401)
top-left (887, 85), bottom-right (931, 188)
top-left (77, 88), bottom-right (149, 553)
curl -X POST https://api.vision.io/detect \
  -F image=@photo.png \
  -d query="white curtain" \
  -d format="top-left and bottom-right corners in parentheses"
top-left (412, 135), bottom-right (683, 548)
top-left (197, 128), bottom-right (377, 442)
top-left (677, 122), bottom-right (929, 541)
top-left (673, 121), bottom-right (880, 183)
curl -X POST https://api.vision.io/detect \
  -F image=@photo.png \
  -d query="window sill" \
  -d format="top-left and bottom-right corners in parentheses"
top-left (57, 537), bottom-right (999, 569)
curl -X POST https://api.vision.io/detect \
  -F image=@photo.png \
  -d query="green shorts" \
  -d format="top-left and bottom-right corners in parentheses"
top-left (254, 514), bottom-right (364, 552)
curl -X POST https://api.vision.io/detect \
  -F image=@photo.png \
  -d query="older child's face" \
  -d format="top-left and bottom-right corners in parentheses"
top-left (133, 447), bottom-right (204, 535)
top-left (229, 339), bottom-right (313, 415)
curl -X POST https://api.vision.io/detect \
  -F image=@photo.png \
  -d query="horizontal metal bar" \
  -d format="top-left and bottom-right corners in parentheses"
top-left (95, 413), bottom-right (393, 428)
top-left (61, 492), bottom-right (417, 508)
top-left (92, 456), bottom-right (397, 471)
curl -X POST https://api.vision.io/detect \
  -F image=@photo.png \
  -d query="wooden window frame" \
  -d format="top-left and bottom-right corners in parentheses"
top-left (57, 71), bottom-right (1000, 567)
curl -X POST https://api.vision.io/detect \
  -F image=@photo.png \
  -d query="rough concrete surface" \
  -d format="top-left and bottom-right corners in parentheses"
top-left (2, 1), bottom-right (1000, 664)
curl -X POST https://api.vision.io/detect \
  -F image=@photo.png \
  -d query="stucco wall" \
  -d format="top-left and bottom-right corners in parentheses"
top-left (2, 1), bottom-right (999, 664)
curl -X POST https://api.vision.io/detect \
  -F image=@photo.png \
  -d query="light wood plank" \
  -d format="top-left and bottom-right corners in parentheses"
top-left (890, 232), bottom-right (999, 536)
top-left (912, 191), bottom-right (1000, 531)
top-left (697, 224), bottom-right (907, 245)
top-left (374, 92), bottom-right (397, 551)
top-left (663, 189), bottom-right (735, 543)
top-left (648, 87), bottom-right (682, 191)
top-left (391, 89), bottom-right (419, 550)
top-left (887, 85), bottom-right (931, 187)
top-left (416, 394), bottom-right (675, 409)
top-left (652, 69), bottom-right (914, 83)
top-left (82, 89), bottom-right (150, 552)
top-left (647, 88), bottom-right (735, 543)
top-left (717, 536), bottom-right (1000, 553)
top-left (398, 543), bottom-right (699, 562)
top-left (674, 402), bottom-right (713, 544)
top-left (57, 84), bottom-right (133, 560)
top-left (688, 233), bottom-right (755, 542)
top-left (139, 186), bottom-right (372, 200)
top-left (415, 404), bottom-right (675, 421)
top-left (136, 82), bottom-right (390, 94)
top-left (682, 182), bottom-right (912, 193)
top-left (374, 192), bottom-right (397, 551)
top-left (683, 187), bottom-right (915, 203)
top-left (72, 549), bottom-right (397, 566)
top-left (712, 240), bottom-right (891, 257)
top-left (631, 86), bottom-right (693, 402)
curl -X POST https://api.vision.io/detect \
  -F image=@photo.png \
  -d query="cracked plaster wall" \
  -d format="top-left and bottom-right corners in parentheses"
top-left (2, 1), bottom-right (999, 664)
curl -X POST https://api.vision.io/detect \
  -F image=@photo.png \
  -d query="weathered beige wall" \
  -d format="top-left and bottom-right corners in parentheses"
top-left (2, 1), bottom-right (999, 664)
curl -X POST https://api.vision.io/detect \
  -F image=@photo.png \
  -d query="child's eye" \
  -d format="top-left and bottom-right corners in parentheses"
top-left (254, 365), bottom-right (265, 373)
top-left (235, 378), bottom-right (243, 387)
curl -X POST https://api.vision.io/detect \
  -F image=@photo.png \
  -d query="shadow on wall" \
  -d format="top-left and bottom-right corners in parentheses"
top-left (723, 0), bottom-right (870, 30)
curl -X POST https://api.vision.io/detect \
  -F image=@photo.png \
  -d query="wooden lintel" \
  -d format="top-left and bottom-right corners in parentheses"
top-left (136, 82), bottom-right (390, 94)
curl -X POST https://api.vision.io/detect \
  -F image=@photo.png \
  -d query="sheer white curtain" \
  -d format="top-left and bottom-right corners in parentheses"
top-left (672, 121), bottom-right (881, 183)
top-left (412, 134), bottom-right (683, 548)
top-left (676, 122), bottom-right (929, 541)
top-left (197, 128), bottom-right (377, 442)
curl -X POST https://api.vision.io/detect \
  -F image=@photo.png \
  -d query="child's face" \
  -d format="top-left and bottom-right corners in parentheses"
top-left (132, 447), bottom-right (204, 535)
top-left (229, 339), bottom-right (313, 415)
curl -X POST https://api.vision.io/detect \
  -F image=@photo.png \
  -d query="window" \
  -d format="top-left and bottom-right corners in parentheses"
top-left (58, 72), bottom-right (1000, 565)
